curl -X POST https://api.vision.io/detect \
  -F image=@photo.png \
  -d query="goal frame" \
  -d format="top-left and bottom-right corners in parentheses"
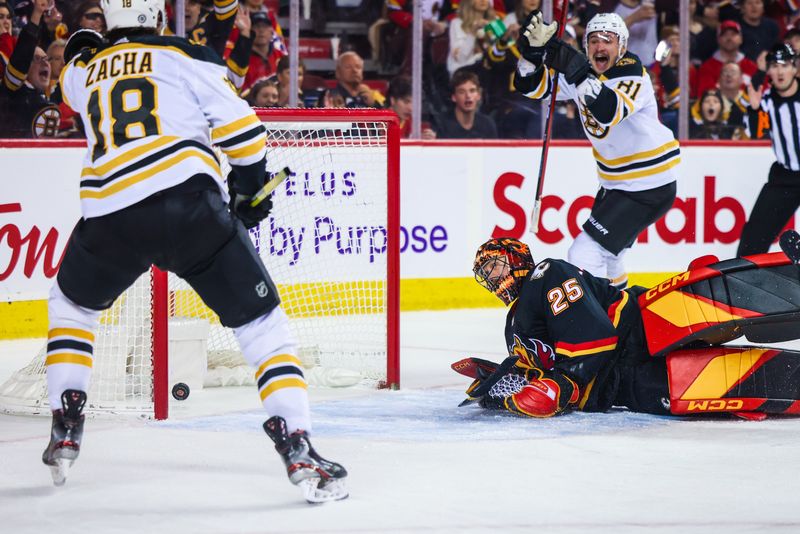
top-left (149, 108), bottom-right (401, 419)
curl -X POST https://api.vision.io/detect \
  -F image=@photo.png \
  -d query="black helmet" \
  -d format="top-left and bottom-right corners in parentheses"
top-left (766, 43), bottom-right (796, 66)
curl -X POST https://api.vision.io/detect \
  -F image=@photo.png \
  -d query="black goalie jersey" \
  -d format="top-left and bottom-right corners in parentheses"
top-left (505, 259), bottom-right (640, 413)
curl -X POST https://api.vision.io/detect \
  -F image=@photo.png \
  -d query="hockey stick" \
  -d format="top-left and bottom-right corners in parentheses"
top-left (250, 166), bottom-right (292, 207)
top-left (529, 0), bottom-right (571, 234)
top-left (779, 229), bottom-right (800, 264)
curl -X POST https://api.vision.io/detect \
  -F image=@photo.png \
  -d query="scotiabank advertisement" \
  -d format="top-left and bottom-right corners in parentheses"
top-left (0, 141), bottom-right (782, 304)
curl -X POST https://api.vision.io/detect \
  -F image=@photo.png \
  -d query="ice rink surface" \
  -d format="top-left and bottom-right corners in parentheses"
top-left (2, 309), bottom-right (800, 534)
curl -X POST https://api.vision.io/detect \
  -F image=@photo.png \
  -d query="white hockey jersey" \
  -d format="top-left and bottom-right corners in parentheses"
top-left (59, 35), bottom-right (267, 218)
top-left (519, 53), bottom-right (680, 192)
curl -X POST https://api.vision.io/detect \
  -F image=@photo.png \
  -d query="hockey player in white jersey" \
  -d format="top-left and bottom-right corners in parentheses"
top-left (514, 12), bottom-right (678, 288)
top-left (42, 0), bottom-right (347, 503)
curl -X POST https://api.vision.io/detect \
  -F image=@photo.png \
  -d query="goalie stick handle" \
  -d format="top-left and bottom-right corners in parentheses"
top-left (250, 166), bottom-right (291, 207)
top-left (529, 0), bottom-right (571, 234)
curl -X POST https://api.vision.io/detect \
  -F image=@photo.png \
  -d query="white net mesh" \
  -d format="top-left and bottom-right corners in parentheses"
top-left (0, 113), bottom-right (394, 417)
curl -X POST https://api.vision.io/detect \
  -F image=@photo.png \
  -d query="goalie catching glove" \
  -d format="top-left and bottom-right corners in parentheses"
top-left (453, 355), bottom-right (580, 417)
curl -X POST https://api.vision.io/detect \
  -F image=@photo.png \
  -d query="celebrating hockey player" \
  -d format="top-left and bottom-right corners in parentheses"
top-left (454, 237), bottom-right (800, 419)
top-left (514, 12), bottom-right (678, 288)
top-left (42, 0), bottom-right (347, 503)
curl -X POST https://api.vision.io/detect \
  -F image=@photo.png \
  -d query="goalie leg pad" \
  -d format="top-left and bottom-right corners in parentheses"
top-left (666, 346), bottom-right (800, 416)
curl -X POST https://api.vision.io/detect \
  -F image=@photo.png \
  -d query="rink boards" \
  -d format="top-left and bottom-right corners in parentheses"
top-left (0, 139), bottom-right (782, 337)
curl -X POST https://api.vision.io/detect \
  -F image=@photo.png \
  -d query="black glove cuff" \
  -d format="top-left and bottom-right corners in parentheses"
top-left (544, 39), bottom-right (592, 85)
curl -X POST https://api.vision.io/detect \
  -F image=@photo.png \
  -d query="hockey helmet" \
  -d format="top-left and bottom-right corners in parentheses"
top-left (766, 43), bottom-right (796, 66)
top-left (583, 13), bottom-right (629, 56)
top-left (101, 0), bottom-right (165, 32)
top-left (473, 238), bottom-right (533, 306)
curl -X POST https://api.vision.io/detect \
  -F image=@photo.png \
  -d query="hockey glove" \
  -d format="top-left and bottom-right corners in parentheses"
top-left (228, 167), bottom-right (273, 229)
top-left (517, 10), bottom-right (558, 64)
top-left (64, 29), bottom-right (105, 63)
top-left (577, 75), bottom-right (603, 106)
top-left (231, 192), bottom-right (273, 229)
top-left (544, 39), bottom-right (592, 85)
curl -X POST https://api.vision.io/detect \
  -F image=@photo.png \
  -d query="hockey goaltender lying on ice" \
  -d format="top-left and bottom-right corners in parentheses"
top-left (454, 230), bottom-right (800, 421)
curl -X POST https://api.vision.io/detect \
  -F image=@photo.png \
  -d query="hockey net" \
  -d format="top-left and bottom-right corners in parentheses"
top-left (0, 109), bottom-right (400, 419)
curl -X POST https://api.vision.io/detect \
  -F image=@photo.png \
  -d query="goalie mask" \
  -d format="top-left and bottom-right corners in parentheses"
top-left (101, 0), bottom-right (165, 32)
top-left (583, 13), bottom-right (629, 58)
top-left (473, 238), bottom-right (533, 306)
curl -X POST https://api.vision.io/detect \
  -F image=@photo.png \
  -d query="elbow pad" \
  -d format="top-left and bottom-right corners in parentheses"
top-left (586, 84), bottom-right (618, 124)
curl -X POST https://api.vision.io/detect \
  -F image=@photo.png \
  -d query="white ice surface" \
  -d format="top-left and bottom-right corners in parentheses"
top-left (2, 309), bottom-right (800, 534)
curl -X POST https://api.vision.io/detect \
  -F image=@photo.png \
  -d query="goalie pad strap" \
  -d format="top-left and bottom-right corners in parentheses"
top-left (666, 346), bottom-right (800, 415)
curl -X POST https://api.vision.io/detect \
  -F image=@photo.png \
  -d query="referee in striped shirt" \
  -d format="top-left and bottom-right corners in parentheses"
top-left (738, 43), bottom-right (800, 256)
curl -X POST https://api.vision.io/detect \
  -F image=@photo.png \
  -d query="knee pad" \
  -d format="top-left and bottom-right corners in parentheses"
top-left (48, 282), bottom-right (102, 333)
top-left (233, 307), bottom-right (297, 368)
top-left (604, 248), bottom-right (627, 288)
top-left (568, 232), bottom-right (608, 278)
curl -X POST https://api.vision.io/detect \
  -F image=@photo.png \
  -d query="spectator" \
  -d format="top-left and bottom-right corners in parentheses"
top-left (0, 0), bottom-right (60, 138)
top-left (738, 0), bottom-right (779, 61)
top-left (0, 2), bottom-right (10, 37)
top-left (690, 89), bottom-right (744, 139)
top-left (40, 3), bottom-right (68, 48)
top-left (223, 4), bottom-right (252, 90)
top-left (383, 0), bottom-right (448, 74)
top-left (70, 1), bottom-right (106, 34)
top-left (1, 2), bottom-right (14, 80)
top-left (614, 0), bottom-right (658, 64)
top-left (717, 61), bottom-right (749, 128)
top-left (274, 56), bottom-right (304, 107)
top-left (447, 0), bottom-right (495, 76)
top-left (501, 0), bottom-right (539, 42)
top-left (649, 25), bottom-right (698, 136)
top-left (783, 27), bottom-right (800, 54)
top-left (386, 75), bottom-right (436, 139)
top-left (317, 87), bottom-right (346, 108)
top-left (328, 50), bottom-right (383, 108)
top-left (179, 0), bottom-right (239, 57)
top-left (436, 68), bottom-right (497, 138)
top-left (689, 0), bottom-right (718, 65)
top-left (45, 37), bottom-right (63, 93)
top-left (184, 0), bottom-right (207, 35)
top-left (244, 76), bottom-right (279, 107)
top-left (485, 0), bottom-right (543, 137)
top-left (241, 10), bottom-right (286, 91)
top-left (697, 20), bottom-right (758, 95)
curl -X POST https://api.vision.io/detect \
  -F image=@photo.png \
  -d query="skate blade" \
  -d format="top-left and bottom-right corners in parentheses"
top-left (49, 458), bottom-right (72, 487)
top-left (298, 477), bottom-right (348, 504)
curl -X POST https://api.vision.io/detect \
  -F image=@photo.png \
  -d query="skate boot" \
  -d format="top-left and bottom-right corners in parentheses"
top-left (42, 389), bottom-right (87, 486)
top-left (263, 416), bottom-right (348, 503)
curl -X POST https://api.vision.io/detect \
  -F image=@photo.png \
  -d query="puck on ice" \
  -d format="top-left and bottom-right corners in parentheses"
top-left (172, 383), bottom-right (190, 400)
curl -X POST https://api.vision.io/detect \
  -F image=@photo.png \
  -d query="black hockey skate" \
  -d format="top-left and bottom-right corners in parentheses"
top-left (263, 416), bottom-right (348, 503)
top-left (42, 390), bottom-right (86, 486)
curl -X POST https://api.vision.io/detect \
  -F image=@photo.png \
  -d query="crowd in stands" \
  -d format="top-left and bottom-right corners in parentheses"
top-left (1, 0), bottom-right (800, 140)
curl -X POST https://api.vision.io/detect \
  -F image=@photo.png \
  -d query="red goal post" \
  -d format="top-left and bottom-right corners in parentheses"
top-left (0, 108), bottom-right (401, 420)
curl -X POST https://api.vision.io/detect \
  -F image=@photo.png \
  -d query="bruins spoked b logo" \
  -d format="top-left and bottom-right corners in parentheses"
top-left (32, 105), bottom-right (61, 138)
top-left (580, 104), bottom-right (608, 139)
